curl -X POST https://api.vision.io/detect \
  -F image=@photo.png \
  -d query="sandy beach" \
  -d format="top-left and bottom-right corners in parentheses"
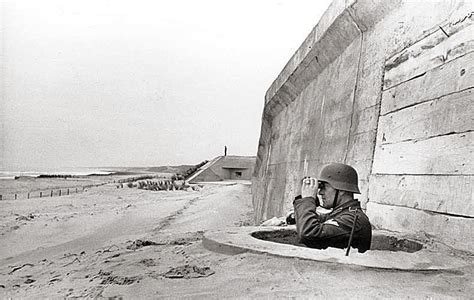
top-left (0, 179), bottom-right (472, 298)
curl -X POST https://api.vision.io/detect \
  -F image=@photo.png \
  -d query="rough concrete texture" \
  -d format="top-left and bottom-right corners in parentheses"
top-left (252, 0), bottom-right (474, 251)
top-left (203, 226), bottom-right (471, 271)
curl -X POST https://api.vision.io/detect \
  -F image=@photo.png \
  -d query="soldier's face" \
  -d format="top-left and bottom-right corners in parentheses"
top-left (318, 182), bottom-right (337, 208)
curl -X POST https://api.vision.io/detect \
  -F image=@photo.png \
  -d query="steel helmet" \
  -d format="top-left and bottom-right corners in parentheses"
top-left (318, 163), bottom-right (360, 194)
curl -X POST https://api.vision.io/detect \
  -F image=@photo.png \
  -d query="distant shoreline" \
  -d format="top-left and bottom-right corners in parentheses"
top-left (0, 170), bottom-right (117, 180)
top-left (0, 164), bottom-right (195, 180)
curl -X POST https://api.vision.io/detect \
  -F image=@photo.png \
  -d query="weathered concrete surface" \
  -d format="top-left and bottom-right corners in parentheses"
top-left (253, 0), bottom-right (474, 251)
top-left (367, 202), bottom-right (474, 252)
top-left (369, 174), bottom-right (473, 216)
top-left (203, 226), bottom-right (472, 271)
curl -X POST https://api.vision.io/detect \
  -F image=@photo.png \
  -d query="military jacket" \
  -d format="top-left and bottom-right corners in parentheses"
top-left (293, 196), bottom-right (372, 253)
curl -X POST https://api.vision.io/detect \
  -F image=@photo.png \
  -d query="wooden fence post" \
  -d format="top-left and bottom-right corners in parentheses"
top-left (51, 190), bottom-right (53, 197)
top-left (15, 194), bottom-right (17, 200)
top-left (27, 193), bottom-right (30, 199)
top-left (67, 188), bottom-right (69, 195)
top-left (40, 192), bottom-right (42, 198)
top-left (59, 190), bottom-right (62, 196)
top-left (0, 195), bottom-right (2, 200)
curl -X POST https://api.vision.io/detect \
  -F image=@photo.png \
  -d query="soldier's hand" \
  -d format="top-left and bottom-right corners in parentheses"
top-left (301, 177), bottom-right (318, 199)
top-left (297, 176), bottom-right (310, 196)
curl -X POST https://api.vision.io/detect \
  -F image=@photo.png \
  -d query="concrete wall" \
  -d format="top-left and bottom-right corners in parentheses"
top-left (252, 0), bottom-right (473, 251)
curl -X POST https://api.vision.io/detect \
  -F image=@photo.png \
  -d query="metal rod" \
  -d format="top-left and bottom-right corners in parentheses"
top-left (345, 212), bottom-right (359, 256)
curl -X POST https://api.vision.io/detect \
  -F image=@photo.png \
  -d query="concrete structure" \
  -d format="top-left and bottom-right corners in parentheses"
top-left (252, 0), bottom-right (473, 251)
top-left (203, 227), bottom-right (470, 271)
top-left (188, 155), bottom-right (256, 183)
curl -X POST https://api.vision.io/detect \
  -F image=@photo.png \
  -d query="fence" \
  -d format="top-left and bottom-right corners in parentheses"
top-left (0, 174), bottom-right (171, 201)
top-left (0, 182), bottom-right (108, 201)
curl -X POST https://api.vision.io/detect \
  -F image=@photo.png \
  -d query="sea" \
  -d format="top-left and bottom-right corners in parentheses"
top-left (0, 168), bottom-right (116, 180)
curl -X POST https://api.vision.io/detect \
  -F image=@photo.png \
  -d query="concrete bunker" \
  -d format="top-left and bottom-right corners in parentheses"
top-left (252, 0), bottom-right (474, 253)
top-left (188, 155), bottom-right (256, 183)
top-left (202, 0), bottom-right (473, 274)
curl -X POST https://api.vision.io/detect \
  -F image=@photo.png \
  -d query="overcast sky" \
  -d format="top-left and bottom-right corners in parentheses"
top-left (1, 0), bottom-right (332, 171)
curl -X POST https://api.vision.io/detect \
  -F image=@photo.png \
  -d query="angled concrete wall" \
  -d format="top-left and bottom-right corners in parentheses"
top-left (253, 0), bottom-right (473, 251)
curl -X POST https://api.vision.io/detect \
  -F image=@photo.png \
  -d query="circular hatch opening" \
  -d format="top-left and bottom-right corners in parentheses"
top-left (251, 229), bottom-right (423, 253)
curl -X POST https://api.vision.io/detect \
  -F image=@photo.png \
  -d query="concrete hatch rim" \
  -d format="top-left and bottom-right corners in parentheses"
top-left (202, 226), bottom-right (472, 271)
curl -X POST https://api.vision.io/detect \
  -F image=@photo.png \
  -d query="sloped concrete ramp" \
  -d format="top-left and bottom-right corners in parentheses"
top-left (203, 226), bottom-right (472, 271)
top-left (186, 156), bottom-right (223, 183)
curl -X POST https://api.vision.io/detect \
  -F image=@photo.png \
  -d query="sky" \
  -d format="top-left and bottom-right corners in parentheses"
top-left (1, 0), bottom-right (332, 171)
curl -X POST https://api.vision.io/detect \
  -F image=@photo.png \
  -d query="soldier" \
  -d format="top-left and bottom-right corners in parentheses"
top-left (293, 163), bottom-right (372, 253)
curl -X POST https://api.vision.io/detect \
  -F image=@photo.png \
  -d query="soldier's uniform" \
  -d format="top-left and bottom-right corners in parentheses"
top-left (292, 163), bottom-right (372, 253)
top-left (293, 195), bottom-right (371, 253)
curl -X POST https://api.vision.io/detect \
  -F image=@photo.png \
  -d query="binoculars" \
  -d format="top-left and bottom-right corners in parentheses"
top-left (302, 176), bottom-right (324, 189)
